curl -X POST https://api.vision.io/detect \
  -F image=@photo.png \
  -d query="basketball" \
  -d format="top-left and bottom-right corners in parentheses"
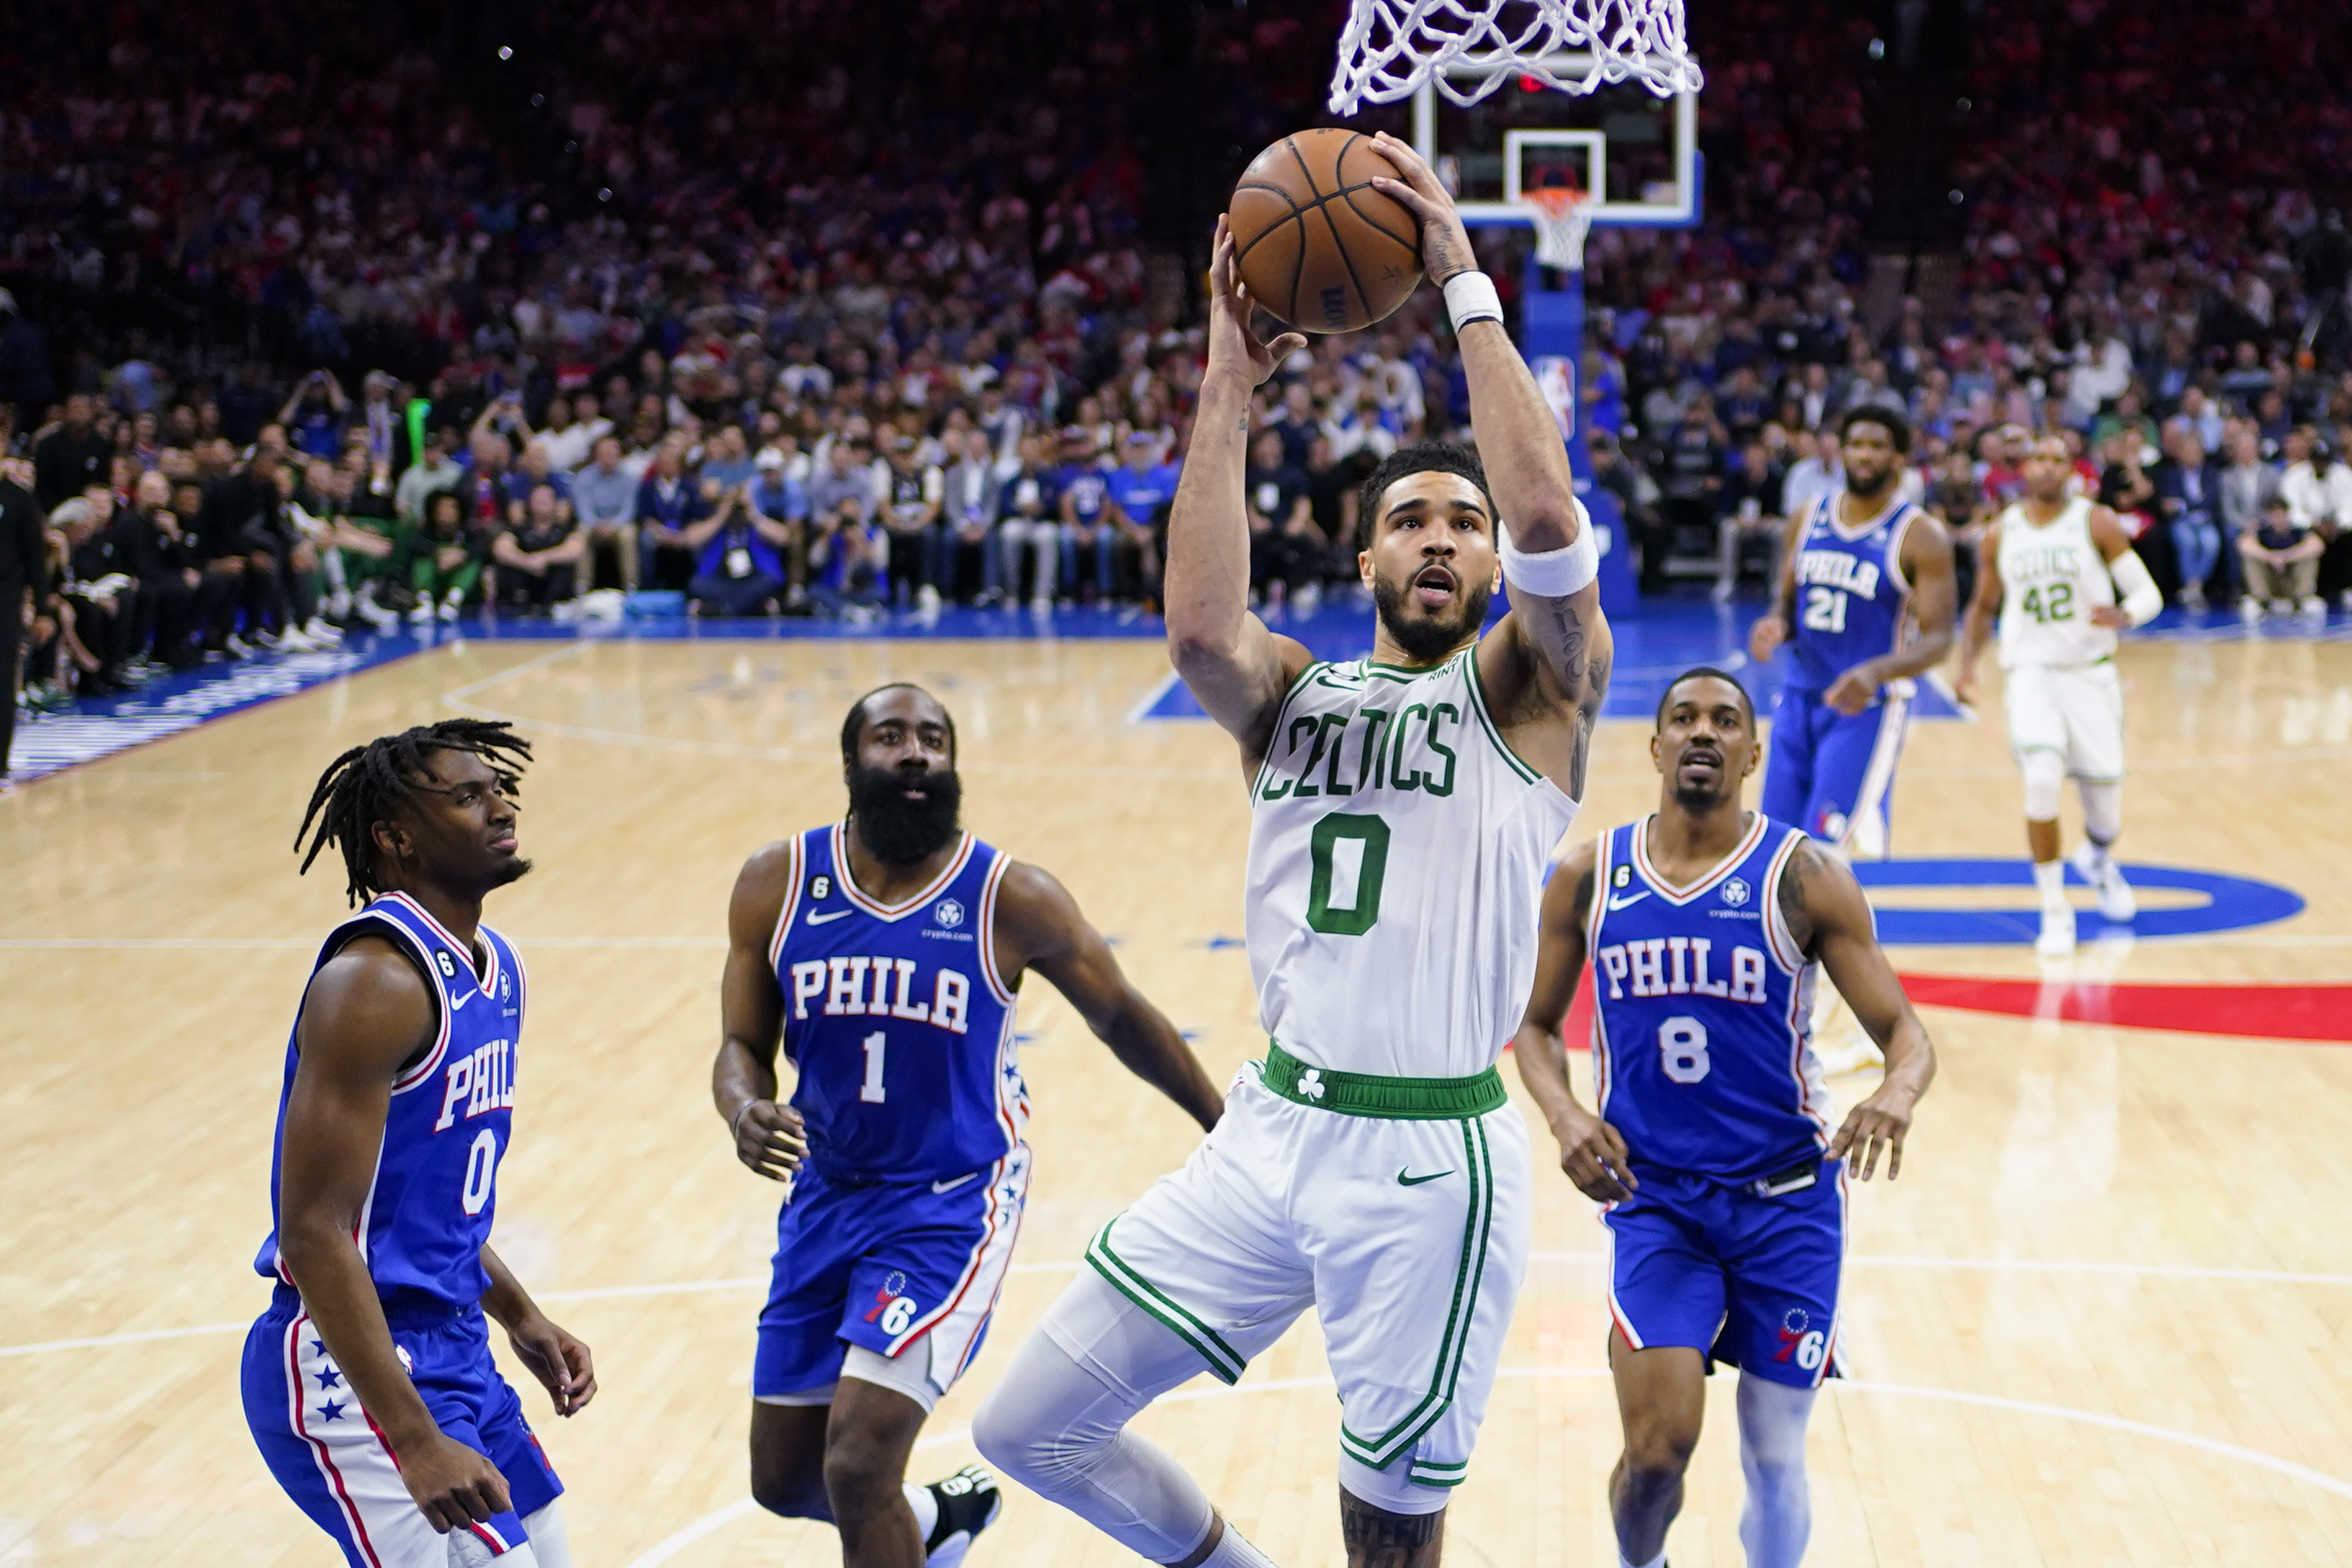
top-left (1228, 127), bottom-right (1423, 334)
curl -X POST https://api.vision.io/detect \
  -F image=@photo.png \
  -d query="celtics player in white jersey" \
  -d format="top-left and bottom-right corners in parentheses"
top-left (973, 131), bottom-right (1610, 1568)
top-left (1953, 435), bottom-right (2163, 956)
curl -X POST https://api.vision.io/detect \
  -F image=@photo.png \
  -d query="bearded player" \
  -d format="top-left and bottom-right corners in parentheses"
top-left (715, 682), bottom-right (1225, 1568)
top-left (1515, 667), bottom-right (1936, 1568)
top-left (1952, 435), bottom-right (2161, 956)
top-left (974, 132), bottom-right (1609, 1568)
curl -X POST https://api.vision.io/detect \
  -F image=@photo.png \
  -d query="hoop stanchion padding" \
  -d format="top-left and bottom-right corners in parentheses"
top-left (1328, 0), bottom-right (1702, 114)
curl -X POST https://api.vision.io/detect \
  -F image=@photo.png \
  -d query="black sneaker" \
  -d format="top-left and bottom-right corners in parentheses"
top-left (922, 1464), bottom-right (1002, 1567)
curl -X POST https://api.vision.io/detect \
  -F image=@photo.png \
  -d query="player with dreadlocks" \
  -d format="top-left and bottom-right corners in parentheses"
top-left (242, 718), bottom-right (595, 1568)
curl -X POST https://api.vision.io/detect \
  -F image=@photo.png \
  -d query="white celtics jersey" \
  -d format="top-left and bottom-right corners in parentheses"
top-left (1996, 497), bottom-right (2119, 670)
top-left (1245, 649), bottom-right (1580, 1078)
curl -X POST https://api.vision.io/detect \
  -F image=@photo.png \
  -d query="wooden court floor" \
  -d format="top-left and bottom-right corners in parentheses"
top-left (5, 632), bottom-right (2352, 1567)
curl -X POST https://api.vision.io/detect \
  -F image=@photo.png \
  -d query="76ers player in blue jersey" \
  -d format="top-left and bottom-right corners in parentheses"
top-left (1748, 406), bottom-right (1955, 860)
top-left (1515, 669), bottom-right (1937, 1568)
top-left (713, 683), bottom-right (1224, 1568)
top-left (242, 720), bottom-right (591, 1568)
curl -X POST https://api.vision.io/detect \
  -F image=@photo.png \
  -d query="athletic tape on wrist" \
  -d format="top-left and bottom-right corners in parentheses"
top-left (1443, 271), bottom-right (1504, 333)
top-left (1499, 505), bottom-right (1600, 597)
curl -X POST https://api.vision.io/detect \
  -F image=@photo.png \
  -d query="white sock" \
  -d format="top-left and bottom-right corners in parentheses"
top-left (1203, 1520), bottom-right (1280, 1567)
top-left (2032, 858), bottom-right (2066, 910)
top-left (1619, 1551), bottom-right (1665, 1568)
top-left (905, 1480), bottom-right (940, 1542)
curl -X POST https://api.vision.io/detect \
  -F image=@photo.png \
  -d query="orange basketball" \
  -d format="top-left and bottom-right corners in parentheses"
top-left (1228, 128), bottom-right (1423, 334)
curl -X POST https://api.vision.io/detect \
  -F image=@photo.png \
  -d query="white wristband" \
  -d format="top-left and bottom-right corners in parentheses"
top-left (1443, 271), bottom-right (1504, 333)
top-left (1499, 502), bottom-right (1600, 597)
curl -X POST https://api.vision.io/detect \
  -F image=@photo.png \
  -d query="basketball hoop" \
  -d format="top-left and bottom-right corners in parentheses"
top-left (1521, 186), bottom-right (1598, 271)
top-left (1328, 0), bottom-right (1701, 114)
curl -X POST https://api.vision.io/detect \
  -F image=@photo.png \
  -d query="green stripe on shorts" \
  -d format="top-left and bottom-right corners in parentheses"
top-left (1085, 1220), bottom-right (1247, 1385)
top-left (1338, 1115), bottom-right (1496, 1468)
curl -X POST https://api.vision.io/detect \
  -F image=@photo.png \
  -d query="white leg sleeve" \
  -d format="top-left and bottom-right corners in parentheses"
top-left (1735, 1376), bottom-right (1817, 1568)
top-left (2078, 779), bottom-right (2122, 846)
top-left (2019, 748), bottom-right (2065, 821)
top-left (520, 1501), bottom-right (571, 1568)
top-left (970, 1271), bottom-right (1220, 1564)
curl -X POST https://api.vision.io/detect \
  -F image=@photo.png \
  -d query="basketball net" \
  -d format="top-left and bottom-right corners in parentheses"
top-left (1328, 0), bottom-right (1700, 114)
top-left (1522, 186), bottom-right (1597, 272)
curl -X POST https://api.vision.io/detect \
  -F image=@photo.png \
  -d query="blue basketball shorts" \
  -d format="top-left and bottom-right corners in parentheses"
top-left (1759, 682), bottom-right (1913, 857)
top-left (754, 1147), bottom-right (1030, 1403)
top-left (241, 1286), bottom-right (562, 1566)
top-left (1601, 1158), bottom-right (1847, 1389)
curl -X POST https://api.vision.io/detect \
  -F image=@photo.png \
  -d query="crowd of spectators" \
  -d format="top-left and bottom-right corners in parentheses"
top-left (6, 0), bottom-right (2352, 776)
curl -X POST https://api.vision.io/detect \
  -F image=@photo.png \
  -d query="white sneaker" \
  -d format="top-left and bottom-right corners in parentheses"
top-left (406, 601), bottom-right (436, 625)
top-left (916, 583), bottom-right (942, 615)
top-left (276, 626), bottom-right (322, 653)
top-left (2238, 596), bottom-right (2263, 625)
top-left (304, 616), bottom-right (343, 646)
top-left (250, 627), bottom-right (283, 650)
top-left (2181, 583), bottom-right (2207, 612)
top-left (2035, 902), bottom-right (2077, 958)
top-left (1028, 596), bottom-right (1052, 616)
top-left (2302, 595), bottom-right (2328, 621)
top-left (437, 593), bottom-right (461, 623)
top-left (2068, 841), bottom-right (2137, 922)
top-left (551, 598), bottom-right (581, 623)
top-left (357, 595), bottom-right (400, 630)
top-left (224, 632), bottom-right (255, 658)
top-left (325, 587), bottom-right (353, 619)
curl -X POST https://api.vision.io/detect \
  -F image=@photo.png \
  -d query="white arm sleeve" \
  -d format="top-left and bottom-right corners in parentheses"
top-left (2108, 547), bottom-right (2163, 627)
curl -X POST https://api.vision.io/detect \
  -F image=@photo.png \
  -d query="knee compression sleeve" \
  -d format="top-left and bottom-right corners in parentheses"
top-left (2020, 748), bottom-right (2065, 822)
top-left (2078, 779), bottom-right (2122, 846)
top-left (1735, 1376), bottom-right (1816, 1568)
top-left (970, 1274), bottom-right (1217, 1563)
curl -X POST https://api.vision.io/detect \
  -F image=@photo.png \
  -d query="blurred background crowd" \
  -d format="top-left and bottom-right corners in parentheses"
top-left (4, 0), bottom-right (2350, 773)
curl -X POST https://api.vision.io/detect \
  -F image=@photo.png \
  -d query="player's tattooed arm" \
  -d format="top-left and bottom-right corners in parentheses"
top-left (1790, 840), bottom-right (1938, 1179)
top-left (1513, 841), bottom-right (1637, 1201)
top-left (1486, 586), bottom-right (1615, 799)
top-left (279, 938), bottom-right (518, 1532)
top-left (713, 842), bottom-right (808, 1181)
top-left (995, 861), bottom-right (1225, 1130)
top-left (1340, 1488), bottom-right (1446, 1565)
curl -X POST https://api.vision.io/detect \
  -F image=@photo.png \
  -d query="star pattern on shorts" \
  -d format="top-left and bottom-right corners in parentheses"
top-left (314, 1366), bottom-right (344, 1391)
top-left (318, 1398), bottom-right (348, 1423)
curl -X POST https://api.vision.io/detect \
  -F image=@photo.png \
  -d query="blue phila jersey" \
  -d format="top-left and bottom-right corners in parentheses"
top-left (253, 892), bottom-right (527, 1309)
top-left (1786, 491), bottom-right (1919, 695)
top-left (770, 824), bottom-right (1027, 1184)
top-left (1586, 815), bottom-right (1830, 1181)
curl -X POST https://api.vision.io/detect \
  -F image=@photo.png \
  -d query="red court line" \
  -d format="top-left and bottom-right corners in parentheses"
top-left (1897, 974), bottom-right (2352, 1044)
top-left (1558, 969), bottom-right (2352, 1045)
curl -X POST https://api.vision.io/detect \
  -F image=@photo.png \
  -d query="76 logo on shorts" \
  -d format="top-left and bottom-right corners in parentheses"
top-left (1773, 1309), bottom-right (1827, 1371)
top-left (865, 1272), bottom-right (919, 1336)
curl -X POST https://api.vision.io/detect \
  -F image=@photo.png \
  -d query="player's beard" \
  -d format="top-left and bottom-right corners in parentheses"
top-left (848, 765), bottom-right (963, 865)
top-left (489, 855), bottom-right (535, 888)
top-left (1372, 570), bottom-right (1492, 662)
top-left (1844, 464), bottom-right (1894, 500)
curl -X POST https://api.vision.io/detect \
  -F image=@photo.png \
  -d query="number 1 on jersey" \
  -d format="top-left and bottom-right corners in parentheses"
top-left (860, 1030), bottom-right (887, 1104)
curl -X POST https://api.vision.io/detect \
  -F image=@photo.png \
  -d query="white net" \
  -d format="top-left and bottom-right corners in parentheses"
top-left (1522, 188), bottom-right (1598, 271)
top-left (1328, 0), bottom-right (1701, 114)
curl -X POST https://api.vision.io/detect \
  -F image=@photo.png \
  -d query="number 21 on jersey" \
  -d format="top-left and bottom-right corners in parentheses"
top-left (1801, 586), bottom-right (1847, 634)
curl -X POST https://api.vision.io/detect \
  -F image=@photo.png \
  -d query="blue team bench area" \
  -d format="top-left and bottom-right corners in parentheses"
top-left (9, 591), bottom-right (2346, 788)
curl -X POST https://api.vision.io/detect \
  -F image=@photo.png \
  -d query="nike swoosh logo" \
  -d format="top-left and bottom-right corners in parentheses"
top-left (1397, 1168), bottom-right (1453, 1186)
top-left (449, 990), bottom-right (475, 1011)
top-left (806, 909), bottom-right (853, 925)
top-left (1606, 891), bottom-right (1651, 911)
top-left (931, 1173), bottom-right (978, 1194)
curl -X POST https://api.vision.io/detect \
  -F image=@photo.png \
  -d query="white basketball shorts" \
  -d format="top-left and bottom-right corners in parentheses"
top-left (2004, 659), bottom-right (2125, 783)
top-left (1076, 1058), bottom-right (1530, 1490)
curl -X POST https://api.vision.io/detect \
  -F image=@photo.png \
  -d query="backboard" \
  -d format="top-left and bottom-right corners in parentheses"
top-left (1412, 52), bottom-right (1700, 228)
